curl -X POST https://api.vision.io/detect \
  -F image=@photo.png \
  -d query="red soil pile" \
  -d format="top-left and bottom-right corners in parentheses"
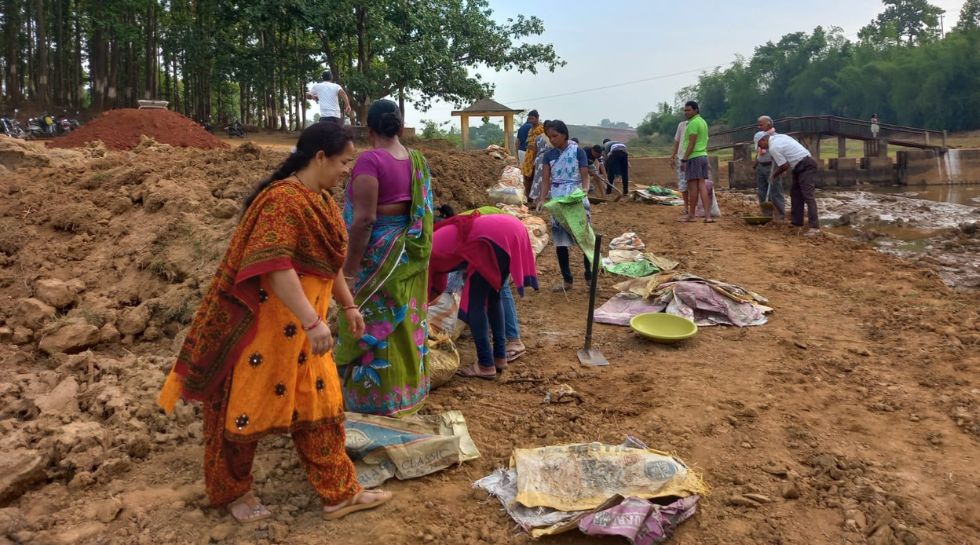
top-left (47, 108), bottom-right (228, 151)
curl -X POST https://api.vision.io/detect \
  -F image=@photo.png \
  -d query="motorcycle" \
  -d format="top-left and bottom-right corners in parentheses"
top-left (224, 120), bottom-right (246, 138)
top-left (200, 120), bottom-right (214, 133)
top-left (26, 114), bottom-right (58, 138)
top-left (0, 110), bottom-right (28, 139)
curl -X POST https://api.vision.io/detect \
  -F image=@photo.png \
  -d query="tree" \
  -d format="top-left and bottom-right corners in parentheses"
top-left (860, 0), bottom-right (944, 46)
top-left (305, 0), bottom-right (563, 123)
top-left (637, 102), bottom-right (681, 138)
top-left (956, 0), bottom-right (980, 31)
top-left (468, 119), bottom-right (504, 149)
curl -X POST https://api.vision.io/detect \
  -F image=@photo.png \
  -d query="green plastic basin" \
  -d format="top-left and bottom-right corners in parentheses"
top-left (629, 312), bottom-right (698, 344)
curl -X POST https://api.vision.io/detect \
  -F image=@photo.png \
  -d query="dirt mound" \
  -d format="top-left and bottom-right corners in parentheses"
top-left (2, 139), bottom-right (976, 545)
top-left (422, 147), bottom-right (511, 211)
top-left (47, 108), bottom-right (228, 151)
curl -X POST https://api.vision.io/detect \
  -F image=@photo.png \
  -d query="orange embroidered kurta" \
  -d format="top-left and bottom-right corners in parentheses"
top-left (159, 179), bottom-right (349, 431)
top-left (222, 275), bottom-right (344, 438)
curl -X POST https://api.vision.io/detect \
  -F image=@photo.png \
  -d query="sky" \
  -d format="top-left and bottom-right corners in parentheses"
top-left (400, 0), bottom-right (966, 129)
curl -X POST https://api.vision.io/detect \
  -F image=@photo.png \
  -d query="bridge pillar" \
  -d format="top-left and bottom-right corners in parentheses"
top-left (799, 135), bottom-right (821, 161)
top-left (837, 136), bottom-right (847, 158)
top-left (863, 139), bottom-right (888, 158)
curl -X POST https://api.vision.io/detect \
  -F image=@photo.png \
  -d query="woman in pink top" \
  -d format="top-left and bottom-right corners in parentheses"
top-left (336, 100), bottom-right (434, 416)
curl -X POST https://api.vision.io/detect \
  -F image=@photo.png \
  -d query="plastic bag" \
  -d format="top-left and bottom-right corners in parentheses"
top-left (488, 184), bottom-right (526, 205)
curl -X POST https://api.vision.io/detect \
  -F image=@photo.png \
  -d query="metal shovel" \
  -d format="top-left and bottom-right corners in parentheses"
top-left (577, 234), bottom-right (609, 366)
top-left (760, 172), bottom-right (775, 213)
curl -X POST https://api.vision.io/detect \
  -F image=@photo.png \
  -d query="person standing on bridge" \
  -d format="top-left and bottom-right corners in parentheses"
top-left (753, 115), bottom-right (785, 220)
top-left (679, 101), bottom-right (713, 223)
top-left (756, 132), bottom-right (820, 235)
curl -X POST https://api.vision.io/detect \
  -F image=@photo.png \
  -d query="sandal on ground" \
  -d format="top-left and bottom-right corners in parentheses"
top-left (505, 345), bottom-right (526, 362)
top-left (551, 282), bottom-right (573, 292)
top-left (704, 219), bottom-right (716, 224)
top-left (323, 489), bottom-right (392, 521)
top-left (677, 217), bottom-right (695, 223)
top-left (228, 491), bottom-right (273, 524)
top-left (457, 363), bottom-right (497, 381)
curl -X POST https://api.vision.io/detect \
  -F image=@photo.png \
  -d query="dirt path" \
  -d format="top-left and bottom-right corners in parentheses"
top-left (1, 139), bottom-right (977, 545)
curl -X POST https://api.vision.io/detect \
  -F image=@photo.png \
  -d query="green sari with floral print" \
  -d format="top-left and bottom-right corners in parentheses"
top-left (335, 150), bottom-right (434, 416)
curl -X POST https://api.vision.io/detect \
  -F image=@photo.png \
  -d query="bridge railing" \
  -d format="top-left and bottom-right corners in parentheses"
top-left (707, 115), bottom-right (945, 150)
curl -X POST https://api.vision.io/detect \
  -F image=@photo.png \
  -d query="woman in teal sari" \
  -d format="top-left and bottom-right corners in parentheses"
top-left (336, 100), bottom-right (434, 416)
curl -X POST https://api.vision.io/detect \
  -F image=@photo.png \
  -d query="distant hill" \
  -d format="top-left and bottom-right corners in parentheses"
top-left (566, 125), bottom-right (637, 147)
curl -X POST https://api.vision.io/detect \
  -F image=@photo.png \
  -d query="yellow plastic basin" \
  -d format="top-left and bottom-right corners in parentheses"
top-left (629, 312), bottom-right (698, 344)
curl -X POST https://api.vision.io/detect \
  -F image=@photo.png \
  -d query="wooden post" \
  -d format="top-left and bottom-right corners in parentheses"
top-left (943, 130), bottom-right (948, 148)
top-left (924, 131), bottom-right (930, 147)
top-left (460, 114), bottom-right (470, 150)
top-left (838, 136), bottom-right (846, 158)
top-left (503, 114), bottom-right (514, 152)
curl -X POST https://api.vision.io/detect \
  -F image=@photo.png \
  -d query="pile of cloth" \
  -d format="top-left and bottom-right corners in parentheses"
top-left (484, 144), bottom-right (510, 160)
top-left (630, 185), bottom-right (684, 206)
top-left (602, 232), bottom-right (680, 278)
top-left (475, 437), bottom-right (706, 543)
top-left (596, 272), bottom-right (772, 327)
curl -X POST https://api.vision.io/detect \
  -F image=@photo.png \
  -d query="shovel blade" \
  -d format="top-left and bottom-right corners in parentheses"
top-left (577, 348), bottom-right (609, 367)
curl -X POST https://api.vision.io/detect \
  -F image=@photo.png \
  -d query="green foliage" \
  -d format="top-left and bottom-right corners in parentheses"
top-left (859, 0), bottom-right (944, 46)
top-left (302, 0), bottom-right (564, 120)
top-left (640, 4), bottom-right (980, 133)
top-left (468, 120), bottom-right (505, 149)
top-left (599, 119), bottom-right (632, 129)
top-left (957, 0), bottom-right (980, 31)
top-left (419, 119), bottom-right (462, 148)
top-left (637, 102), bottom-right (683, 139)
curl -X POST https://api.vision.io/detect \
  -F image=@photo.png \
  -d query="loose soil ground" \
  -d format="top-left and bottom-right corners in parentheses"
top-left (0, 136), bottom-right (976, 545)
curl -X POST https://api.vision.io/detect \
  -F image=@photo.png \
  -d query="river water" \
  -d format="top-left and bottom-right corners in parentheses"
top-left (737, 183), bottom-right (980, 289)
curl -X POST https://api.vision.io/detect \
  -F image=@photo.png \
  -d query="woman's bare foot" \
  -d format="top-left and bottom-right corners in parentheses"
top-left (323, 489), bottom-right (392, 520)
top-left (227, 491), bottom-right (273, 524)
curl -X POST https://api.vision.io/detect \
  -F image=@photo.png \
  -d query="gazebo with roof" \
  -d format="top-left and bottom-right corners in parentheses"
top-left (451, 98), bottom-right (524, 151)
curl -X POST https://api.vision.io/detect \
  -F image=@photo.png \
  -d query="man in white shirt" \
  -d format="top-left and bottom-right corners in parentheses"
top-left (756, 133), bottom-right (820, 234)
top-left (670, 119), bottom-right (689, 215)
top-left (306, 71), bottom-right (352, 124)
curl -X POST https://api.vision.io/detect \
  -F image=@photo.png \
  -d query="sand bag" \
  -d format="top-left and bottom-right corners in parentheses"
top-left (512, 442), bottom-right (707, 512)
top-left (345, 411), bottom-right (480, 488)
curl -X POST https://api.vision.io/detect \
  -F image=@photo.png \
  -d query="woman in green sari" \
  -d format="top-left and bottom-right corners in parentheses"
top-left (335, 100), bottom-right (434, 416)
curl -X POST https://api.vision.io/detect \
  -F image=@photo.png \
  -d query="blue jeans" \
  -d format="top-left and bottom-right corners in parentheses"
top-left (756, 162), bottom-right (786, 219)
top-left (500, 279), bottom-right (520, 341)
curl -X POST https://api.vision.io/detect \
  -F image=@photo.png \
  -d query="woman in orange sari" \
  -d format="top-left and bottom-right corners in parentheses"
top-left (158, 122), bottom-right (391, 523)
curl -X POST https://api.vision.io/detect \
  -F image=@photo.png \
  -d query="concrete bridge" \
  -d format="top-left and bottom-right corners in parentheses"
top-left (710, 115), bottom-right (947, 158)
top-left (713, 116), bottom-right (974, 189)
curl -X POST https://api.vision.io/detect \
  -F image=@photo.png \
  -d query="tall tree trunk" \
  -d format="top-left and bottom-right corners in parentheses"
top-left (3, 0), bottom-right (22, 104)
top-left (34, 0), bottom-right (50, 106)
top-left (144, 1), bottom-right (157, 99)
top-left (107, 38), bottom-right (120, 108)
top-left (54, 0), bottom-right (65, 105)
top-left (72, 4), bottom-right (81, 108)
top-left (90, 25), bottom-right (107, 111)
